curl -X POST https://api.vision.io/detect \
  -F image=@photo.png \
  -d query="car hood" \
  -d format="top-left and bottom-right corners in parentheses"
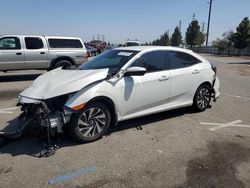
top-left (20, 68), bottom-right (109, 99)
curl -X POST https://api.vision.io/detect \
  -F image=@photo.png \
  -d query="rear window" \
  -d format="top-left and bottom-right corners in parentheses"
top-left (48, 39), bottom-right (83, 48)
top-left (25, 37), bottom-right (44, 49)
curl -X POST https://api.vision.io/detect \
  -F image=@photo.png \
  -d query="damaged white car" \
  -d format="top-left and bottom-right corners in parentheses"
top-left (16, 46), bottom-right (220, 143)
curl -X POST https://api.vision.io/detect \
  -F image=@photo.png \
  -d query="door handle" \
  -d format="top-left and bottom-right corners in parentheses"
top-left (40, 52), bottom-right (45, 54)
top-left (16, 52), bottom-right (22, 55)
top-left (158, 76), bottom-right (169, 81)
top-left (192, 69), bottom-right (200, 74)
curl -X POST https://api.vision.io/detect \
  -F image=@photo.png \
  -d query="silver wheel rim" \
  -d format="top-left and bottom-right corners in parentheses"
top-left (197, 87), bottom-right (210, 109)
top-left (78, 107), bottom-right (106, 137)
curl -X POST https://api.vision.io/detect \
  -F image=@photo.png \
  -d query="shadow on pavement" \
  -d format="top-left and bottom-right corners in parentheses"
top-left (0, 89), bottom-right (22, 100)
top-left (228, 62), bottom-right (250, 65)
top-left (0, 107), bottom-right (195, 157)
top-left (0, 74), bottom-right (41, 82)
top-left (175, 141), bottom-right (250, 188)
top-left (108, 107), bottom-right (194, 135)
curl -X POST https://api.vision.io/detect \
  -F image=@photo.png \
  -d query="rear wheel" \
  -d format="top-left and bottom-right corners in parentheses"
top-left (193, 85), bottom-right (211, 112)
top-left (54, 60), bottom-right (73, 69)
top-left (69, 102), bottom-right (111, 143)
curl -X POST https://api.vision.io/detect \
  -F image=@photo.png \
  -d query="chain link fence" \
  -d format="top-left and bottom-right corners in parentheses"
top-left (193, 46), bottom-right (250, 56)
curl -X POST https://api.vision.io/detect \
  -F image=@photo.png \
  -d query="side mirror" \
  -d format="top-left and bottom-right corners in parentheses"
top-left (124, 66), bottom-right (147, 77)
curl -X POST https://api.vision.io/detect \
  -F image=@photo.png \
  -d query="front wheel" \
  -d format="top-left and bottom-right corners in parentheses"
top-left (69, 102), bottom-right (111, 143)
top-left (193, 85), bottom-right (211, 112)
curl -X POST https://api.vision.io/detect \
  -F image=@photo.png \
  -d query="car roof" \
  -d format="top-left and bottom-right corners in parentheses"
top-left (115, 46), bottom-right (207, 63)
top-left (0, 35), bottom-right (82, 40)
top-left (116, 46), bottom-right (193, 53)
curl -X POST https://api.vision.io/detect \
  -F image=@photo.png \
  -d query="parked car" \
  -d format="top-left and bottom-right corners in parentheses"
top-left (88, 40), bottom-right (107, 54)
top-left (17, 46), bottom-right (220, 143)
top-left (125, 40), bottom-right (140, 46)
top-left (86, 45), bottom-right (97, 56)
top-left (0, 35), bottom-right (87, 71)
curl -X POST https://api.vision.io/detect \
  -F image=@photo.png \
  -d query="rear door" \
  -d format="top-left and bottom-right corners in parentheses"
top-left (0, 36), bottom-right (25, 70)
top-left (24, 37), bottom-right (49, 69)
top-left (167, 51), bottom-right (202, 104)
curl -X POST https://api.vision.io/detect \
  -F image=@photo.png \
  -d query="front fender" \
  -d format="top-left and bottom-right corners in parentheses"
top-left (65, 80), bottom-right (120, 113)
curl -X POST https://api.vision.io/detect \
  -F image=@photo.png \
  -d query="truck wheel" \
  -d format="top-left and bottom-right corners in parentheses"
top-left (69, 102), bottom-right (111, 143)
top-left (54, 60), bottom-right (73, 69)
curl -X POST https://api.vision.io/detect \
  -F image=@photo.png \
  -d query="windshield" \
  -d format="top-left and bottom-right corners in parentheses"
top-left (79, 49), bottom-right (139, 74)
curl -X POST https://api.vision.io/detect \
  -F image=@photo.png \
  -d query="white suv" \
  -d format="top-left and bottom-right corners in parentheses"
top-left (18, 46), bottom-right (220, 143)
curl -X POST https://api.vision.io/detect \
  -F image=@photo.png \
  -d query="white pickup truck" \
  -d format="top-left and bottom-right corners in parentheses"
top-left (0, 35), bottom-right (87, 72)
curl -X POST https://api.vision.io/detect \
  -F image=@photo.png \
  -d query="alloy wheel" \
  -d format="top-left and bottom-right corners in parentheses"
top-left (197, 87), bottom-right (211, 109)
top-left (78, 107), bottom-right (106, 137)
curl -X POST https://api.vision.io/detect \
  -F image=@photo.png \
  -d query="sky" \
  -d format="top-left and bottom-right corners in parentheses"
top-left (0, 0), bottom-right (249, 45)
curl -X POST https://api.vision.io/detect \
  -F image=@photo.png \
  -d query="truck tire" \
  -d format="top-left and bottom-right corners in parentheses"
top-left (54, 60), bottom-right (73, 69)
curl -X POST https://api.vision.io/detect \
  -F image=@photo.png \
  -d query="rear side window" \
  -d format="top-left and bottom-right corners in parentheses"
top-left (131, 51), bottom-right (166, 72)
top-left (48, 39), bottom-right (83, 48)
top-left (25, 37), bottom-right (44, 49)
top-left (168, 51), bottom-right (201, 69)
top-left (0, 37), bottom-right (21, 50)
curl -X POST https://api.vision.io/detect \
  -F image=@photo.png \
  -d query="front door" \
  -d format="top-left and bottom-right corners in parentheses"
top-left (0, 37), bottom-right (25, 70)
top-left (118, 50), bottom-right (171, 119)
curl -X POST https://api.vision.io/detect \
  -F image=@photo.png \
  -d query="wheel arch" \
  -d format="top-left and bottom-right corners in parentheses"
top-left (198, 81), bottom-right (212, 89)
top-left (50, 56), bottom-right (76, 69)
top-left (193, 81), bottom-right (213, 101)
top-left (87, 96), bottom-right (118, 127)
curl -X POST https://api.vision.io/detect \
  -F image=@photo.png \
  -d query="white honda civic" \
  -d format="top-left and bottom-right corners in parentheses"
top-left (18, 46), bottom-right (220, 143)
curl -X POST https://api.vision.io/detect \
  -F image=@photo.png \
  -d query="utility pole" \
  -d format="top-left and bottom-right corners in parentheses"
top-left (206, 0), bottom-right (213, 46)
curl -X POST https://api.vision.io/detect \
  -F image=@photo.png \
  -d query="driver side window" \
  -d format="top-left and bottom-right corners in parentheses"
top-left (0, 37), bottom-right (21, 50)
top-left (131, 51), bottom-right (166, 72)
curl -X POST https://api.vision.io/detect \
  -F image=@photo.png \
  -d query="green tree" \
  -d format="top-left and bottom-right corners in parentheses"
top-left (152, 30), bottom-right (170, 46)
top-left (222, 31), bottom-right (234, 56)
top-left (212, 38), bottom-right (228, 54)
top-left (171, 27), bottom-right (182, 46)
top-left (185, 20), bottom-right (204, 47)
top-left (233, 17), bottom-right (250, 51)
top-left (195, 32), bottom-right (205, 46)
top-left (212, 31), bottom-right (235, 56)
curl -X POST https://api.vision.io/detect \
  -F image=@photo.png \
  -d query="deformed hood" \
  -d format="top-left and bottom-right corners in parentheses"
top-left (20, 68), bottom-right (109, 99)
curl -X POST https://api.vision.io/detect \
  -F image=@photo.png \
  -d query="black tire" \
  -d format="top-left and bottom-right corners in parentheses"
top-left (54, 60), bottom-right (73, 69)
top-left (193, 85), bottom-right (211, 112)
top-left (69, 102), bottom-right (111, 143)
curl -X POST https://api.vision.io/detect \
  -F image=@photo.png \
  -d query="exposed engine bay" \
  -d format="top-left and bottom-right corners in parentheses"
top-left (0, 67), bottom-right (109, 157)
